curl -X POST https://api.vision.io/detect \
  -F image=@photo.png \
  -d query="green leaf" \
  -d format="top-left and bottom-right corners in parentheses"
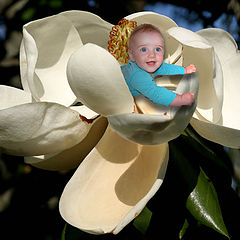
top-left (61, 223), bottom-right (67, 240)
top-left (179, 219), bottom-right (189, 239)
top-left (133, 207), bottom-right (152, 235)
top-left (49, 0), bottom-right (63, 8)
top-left (184, 126), bottom-right (233, 186)
top-left (21, 8), bottom-right (36, 22)
top-left (61, 223), bottom-right (89, 240)
top-left (186, 168), bottom-right (229, 239)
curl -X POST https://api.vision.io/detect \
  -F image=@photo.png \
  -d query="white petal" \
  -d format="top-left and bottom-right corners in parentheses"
top-left (108, 73), bottom-right (198, 145)
top-left (20, 29), bottom-right (38, 97)
top-left (191, 55), bottom-right (240, 148)
top-left (190, 117), bottom-right (240, 149)
top-left (0, 85), bottom-right (32, 110)
top-left (0, 102), bottom-right (92, 155)
top-left (60, 10), bottom-right (113, 49)
top-left (221, 55), bottom-right (240, 130)
top-left (24, 117), bottom-right (108, 170)
top-left (168, 27), bottom-right (223, 123)
top-left (67, 43), bottom-right (134, 116)
top-left (59, 126), bottom-right (169, 234)
top-left (196, 28), bottom-right (238, 115)
top-left (168, 27), bottom-right (211, 49)
top-left (21, 14), bottom-right (83, 106)
top-left (197, 28), bottom-right (238, 64)
top-left (19, 40), bottom-right (31, 93)
top-left (191, 29), bottom-right (240, 148)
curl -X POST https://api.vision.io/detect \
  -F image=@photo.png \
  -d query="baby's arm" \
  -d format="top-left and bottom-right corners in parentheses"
top-left (170, 92), bottom-right (194, 106)
top-left (156, 63), bottom-right (196, 75)
top-left (184, 64), bottom-right (196, 74)
top-left (131, 70), bottom-right (177, 106)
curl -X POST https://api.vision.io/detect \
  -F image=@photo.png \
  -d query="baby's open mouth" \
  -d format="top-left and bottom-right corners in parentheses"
top-left (146, 61), bottom-right (156, 66)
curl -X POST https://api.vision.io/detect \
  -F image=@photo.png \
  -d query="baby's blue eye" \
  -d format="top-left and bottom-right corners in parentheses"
top-left (155, 47), bottom-right (161, 52)
top-left (140, 47), bottom-right (147, 52)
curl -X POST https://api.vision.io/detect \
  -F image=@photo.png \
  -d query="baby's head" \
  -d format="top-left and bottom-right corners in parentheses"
top-left (128, 24), bottom-right (165, 74)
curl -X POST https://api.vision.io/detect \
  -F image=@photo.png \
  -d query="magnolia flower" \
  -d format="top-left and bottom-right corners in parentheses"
top-left (5, 9), bottom-right (239, 235)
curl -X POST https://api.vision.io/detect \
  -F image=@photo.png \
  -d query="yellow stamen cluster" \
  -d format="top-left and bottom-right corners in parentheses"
top-left (108, 18), bottom-right (137, 65)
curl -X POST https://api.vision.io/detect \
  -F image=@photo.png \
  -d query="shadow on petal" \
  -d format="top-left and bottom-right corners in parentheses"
top-left (115, 145), bottom-right (169, 206)
top-left (25, 117), bottom-right (108, 171)
top-left (191, 29), bottom-right (240, 148)
top-left (59, 126), bottom-right (169, 234)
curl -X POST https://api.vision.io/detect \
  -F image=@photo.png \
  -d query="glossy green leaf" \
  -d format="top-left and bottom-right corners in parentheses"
top-left (185, 126), bottom-right (233, 186)
top-left (179, 219), bottom-right (189, 239)
top-left (61, 224), bottom-right (67, 240)
top-left (186, 168), bottom-right (229, 239)
top-left (133, 207), bottom-right (152, 235)
top-left (61, 223), bottom-right (91, 240)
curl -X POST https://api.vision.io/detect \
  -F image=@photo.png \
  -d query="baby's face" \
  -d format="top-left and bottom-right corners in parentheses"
top-left (129, 31), bottom-right (164, 74)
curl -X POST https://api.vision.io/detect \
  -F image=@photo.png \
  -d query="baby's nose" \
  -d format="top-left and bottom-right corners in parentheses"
top-left (148, 51), bottom-right (156, 57)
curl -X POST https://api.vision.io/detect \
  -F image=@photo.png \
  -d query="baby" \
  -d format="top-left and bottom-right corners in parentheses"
top-left (121, 24), bottom-right (196, 107)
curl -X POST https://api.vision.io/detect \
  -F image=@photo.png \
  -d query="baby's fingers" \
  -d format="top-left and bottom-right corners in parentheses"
top-left (185, 64), bottom-right (196, 74)
top-left (189, 64), bottom-right (196, 72)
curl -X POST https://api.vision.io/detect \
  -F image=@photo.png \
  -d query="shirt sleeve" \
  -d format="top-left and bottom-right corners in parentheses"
top-left (155, 62), bottom-right (185, 75)
top-left (130, 70), bottom-right (176, 106)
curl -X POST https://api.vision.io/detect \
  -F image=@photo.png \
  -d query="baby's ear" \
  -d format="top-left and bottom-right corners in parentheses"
top-left (128, 49), bottom-right (135, 62)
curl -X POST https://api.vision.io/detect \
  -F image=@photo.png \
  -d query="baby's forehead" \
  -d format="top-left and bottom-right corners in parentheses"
top-left (133, 30), bottom-right (163, 39)
top-left (132, 30), bottom-right (164, 44)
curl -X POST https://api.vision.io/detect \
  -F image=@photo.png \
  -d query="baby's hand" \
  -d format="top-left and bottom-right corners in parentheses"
top-left (185, 64), bottom-right (196, 74)
top-left (181, 92), bottom-right (195, 105)
top-left (170, 92), bottom-right (194, 106)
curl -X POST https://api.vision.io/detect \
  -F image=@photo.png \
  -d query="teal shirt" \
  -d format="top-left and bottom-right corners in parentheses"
top-left (121, 61), bottom-right (185, 106)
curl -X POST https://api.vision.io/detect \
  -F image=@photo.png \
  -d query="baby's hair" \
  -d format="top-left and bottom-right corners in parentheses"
top-left (128, 23), bottom-right (164, 50)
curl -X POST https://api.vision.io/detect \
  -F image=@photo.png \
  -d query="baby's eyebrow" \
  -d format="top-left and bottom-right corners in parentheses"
top-left (138, 44), bottom-right (147, 47)
top-left (136, 44), bottom-right (164, 49)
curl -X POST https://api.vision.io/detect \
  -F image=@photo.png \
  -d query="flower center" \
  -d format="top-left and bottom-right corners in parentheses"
top-left (108, 18), bottom-right (137, 65)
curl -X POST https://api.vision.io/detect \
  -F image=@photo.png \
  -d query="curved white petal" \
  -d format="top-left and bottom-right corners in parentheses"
top-left (197, 28), bottom-right (238, 63)
top-left (168, 27), bottom-right (211, 48)
top-left (191, 54), bottom-right (240, 148)
top-left (221, 55), bottom-right (240, 130)
top-left (190, 117), bottom-right (240, 149)
top-left (67, 43), bottom-right (134, 116)
top-left (19, 40), bottom-right (31, 93)
top-left (59, 126), bottom-right (169, 234)
top-left (60, 10), bottom-right (113, 50)
top-left (20, 30), bottom-right (38, 96)
top-left (25, 116), bottom-right (108, 171)
top-left (21, 14), bottom-right (83, 106)
top-left (0, 85), bottom-right (32, 110)
top-left (168, 27), bottom-right (223, 124)
top-left (190, 28), bottom-right (240, 148)
top-left (196, 28), bottom-right (238, 110)
top-left (0, 102), bottom-right (93, 155)
top-left (108, 73), bottom-right (198, 145)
